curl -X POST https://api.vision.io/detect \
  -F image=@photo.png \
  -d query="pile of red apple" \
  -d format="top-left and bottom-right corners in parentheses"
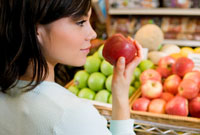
top-left (132, 56), bottom-right (200, 118)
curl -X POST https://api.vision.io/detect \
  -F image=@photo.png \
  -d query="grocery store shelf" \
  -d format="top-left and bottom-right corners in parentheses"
top-left (92, 0), bottom-right (106, 23)
top-left (109, 8), bottom-right (200, 16)
top-left (163, 39), bottom-right (200, 47)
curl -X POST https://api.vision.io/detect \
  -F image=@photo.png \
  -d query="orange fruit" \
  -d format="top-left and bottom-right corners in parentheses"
top-left (180, 47), bottom-right (194, 57)
top-left (194, 47), bottom-right (200, 54)
top-left (170, 53), bottom-right (185, 59)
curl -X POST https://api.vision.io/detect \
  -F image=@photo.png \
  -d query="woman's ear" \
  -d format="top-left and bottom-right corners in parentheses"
top-left (36, 24), bottom-right (45, 45)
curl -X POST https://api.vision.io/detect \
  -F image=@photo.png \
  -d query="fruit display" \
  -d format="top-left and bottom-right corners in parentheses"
top-left (67, 34), bottom-right (200, 119)
top-left (66, 42), bottom-right (142, 104)
top-left (132, 55), bottom-right (200, 119)
top-left (148, 43), bottom-right (200, 65)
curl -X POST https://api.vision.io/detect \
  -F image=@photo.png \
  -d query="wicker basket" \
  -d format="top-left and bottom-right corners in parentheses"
top-left (129, 89), bottom-right (200, 129)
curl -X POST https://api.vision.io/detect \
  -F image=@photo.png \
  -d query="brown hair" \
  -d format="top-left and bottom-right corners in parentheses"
top-left (0, 0), bottom-right (91, 93)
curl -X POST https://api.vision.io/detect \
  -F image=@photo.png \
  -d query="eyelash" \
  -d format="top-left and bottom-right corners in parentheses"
top-left (76, 20), bottom-right (86, 27)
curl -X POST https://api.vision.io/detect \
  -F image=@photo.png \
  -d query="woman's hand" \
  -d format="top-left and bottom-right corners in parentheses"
top-left (111, 41), bottom-right (143, 120)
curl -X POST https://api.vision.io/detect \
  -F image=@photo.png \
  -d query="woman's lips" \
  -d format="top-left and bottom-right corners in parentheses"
top-left (80, 47), bottom-right (91, 53)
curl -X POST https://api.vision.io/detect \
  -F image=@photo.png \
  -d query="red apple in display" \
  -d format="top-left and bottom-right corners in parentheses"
top-left (163, 74), bottom-right (181, 95)
top-left (178, 79), bottom-right (199, 99)
top-left (157, 56), bottom-right (176, 78)
top-left (102, 33), bottom-right (138, 65)
top-left (141, 80), bottom-right (163, 99)
top-left (183, 71), bottom-right (200, 85)
top-left (161, 92), bottom-right (174, 102)
top-left (172, 57), bottom-right (194, 77)
top-left (189, 95), bottom-right (200, 118)
top-left (156, 67), bottom-right (171, 78)
top-left (148, 98), bottom-right (166, 114)
top-left (132, 97), bottom-right (150, 112)
top-left (140, 69), bottom-right (161, 84)
top-left (165, 96), bottom-right (188, 116)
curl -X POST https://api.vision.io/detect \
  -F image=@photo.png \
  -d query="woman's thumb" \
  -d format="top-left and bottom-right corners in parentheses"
top-left (114, 57), bottom-right (125, 76)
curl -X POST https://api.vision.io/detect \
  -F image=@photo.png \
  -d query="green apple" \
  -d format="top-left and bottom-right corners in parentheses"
top-left (98, 45), bottom-right (104, 59)
top-left (88, 72), bottom-right (106, 91)
top-left (105, 75), bottom-right (112, 92)
top-left (93, 52), bottom-right (99, 58)
top-left (84, 56), bottom-right (101, 73)
top-left (108, 95), bottom-right (112, 104)
top-left (74, 70), bottom-right (89, 89)
top-left (68, 86), bottom-right (79, 95)
top-left (100, 60), bottom-right (113, 76)
top-left (78, 88), bottom-right (95, 100)
top-left (134, 80), bottom-right (141, 89)
top-left (139, 59), bottom-right (154, 72)
top-left (133, 67), bottom-right (141, 80)
top-left (94, 90), bottom-right (110, 103)
top-left (129, 86), bottom-right (136, 98)
top-left (131, 75), bottom-right (136, 85)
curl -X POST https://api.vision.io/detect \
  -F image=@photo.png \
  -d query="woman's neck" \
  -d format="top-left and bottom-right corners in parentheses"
top-left (20, 61), bottom-right (55, 82)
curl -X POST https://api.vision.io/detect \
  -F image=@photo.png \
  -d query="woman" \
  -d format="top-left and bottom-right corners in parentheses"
top-left (0, 0), bottom-right (142, 134)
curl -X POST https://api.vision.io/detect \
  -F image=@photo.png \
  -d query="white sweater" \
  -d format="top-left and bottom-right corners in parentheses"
top-left (0, 81), bottom-right (135, 135)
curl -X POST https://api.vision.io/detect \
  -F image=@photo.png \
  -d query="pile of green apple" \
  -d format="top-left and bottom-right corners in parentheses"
top-left (67, 45), bottom-right (155, 104)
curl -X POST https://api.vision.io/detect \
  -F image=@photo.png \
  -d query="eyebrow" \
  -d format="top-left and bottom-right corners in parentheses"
top-left (71, 10), bottom-right (91, 21)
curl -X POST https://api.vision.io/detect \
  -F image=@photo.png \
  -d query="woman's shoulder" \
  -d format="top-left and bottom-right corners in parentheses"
top-left (31, 81), bottom-right (87, 109)
top-left (0, 81), bottom-right (110, 135)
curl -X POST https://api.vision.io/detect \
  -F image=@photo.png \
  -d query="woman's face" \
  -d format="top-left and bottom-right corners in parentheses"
top-left (37, 9), bottom-right (97, 67)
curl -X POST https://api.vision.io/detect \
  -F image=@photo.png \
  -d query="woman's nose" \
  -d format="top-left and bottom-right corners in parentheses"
top-left (86, 24), bottom-right (97, 41)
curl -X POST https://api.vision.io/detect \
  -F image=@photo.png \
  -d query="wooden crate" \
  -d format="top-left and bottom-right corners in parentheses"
top-left (129, 89), bottom-right (200, 129)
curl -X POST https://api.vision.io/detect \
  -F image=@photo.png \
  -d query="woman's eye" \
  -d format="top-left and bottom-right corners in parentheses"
top-left (76, 20), bottom-right (86, 27)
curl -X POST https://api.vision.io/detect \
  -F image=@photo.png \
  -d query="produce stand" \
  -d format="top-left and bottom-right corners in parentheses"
top-left (63, 1), bottom-right (200, 134)
top-left (65, 82), bottom-right (200, 134)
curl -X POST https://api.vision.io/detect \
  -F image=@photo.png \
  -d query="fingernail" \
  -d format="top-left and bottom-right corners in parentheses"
top-left (120, 57), bottom-right (125, 64)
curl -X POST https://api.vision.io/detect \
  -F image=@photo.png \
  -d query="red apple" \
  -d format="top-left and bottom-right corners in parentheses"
top-left (161, 92), bottom-right (174, 102)
top-left (102, 33), bottom-right (138, 65)
top-left (183, 71), bottom-right (200, 85)
top-left (172, 57), bottom-right (194, 77)
top-left (141, 80), bottom-right (163, 99)
top-left (157, 56), bottom-right (176, 78)
top-left (156, 67), bottom-right (171, 79)
top-left (165, 96), bottom-right (188, 116)
top-left (132, 97), bottom-right (150, 112)
top-left (140, 69), bottom-right (161, 84)
top-left (148, 98), bottom-right (166, 114)
top-left (189, 95), bottom-right (200, 118)
top-left (178, 79), bottom-right (199, 100)
top-left (163, 74), bottom-right (181, 95)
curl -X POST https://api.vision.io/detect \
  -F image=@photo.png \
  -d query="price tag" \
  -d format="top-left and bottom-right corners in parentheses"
top-left (142, 48), bottom-right (148, 60)
top-left (188, 53), bottom-right (200, 71)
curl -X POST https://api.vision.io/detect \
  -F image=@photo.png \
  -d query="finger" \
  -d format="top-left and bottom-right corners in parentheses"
top-left (126, 40), bottom-right (143, 68)
top-left (113, 57), bottom-right (126, 77)
top-left (127, 36), bottom-right (134, 42)
top-left (125, 41), bottom-right (143, 78)
top-left (135, 40), bottom-right (143, 59)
